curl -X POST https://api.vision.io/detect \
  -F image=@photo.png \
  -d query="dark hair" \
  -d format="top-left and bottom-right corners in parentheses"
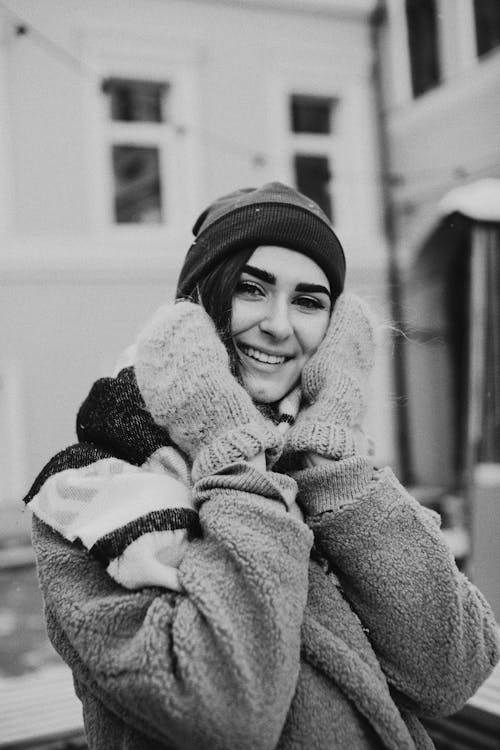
top-left (184, 246), bottom-right (255, 371)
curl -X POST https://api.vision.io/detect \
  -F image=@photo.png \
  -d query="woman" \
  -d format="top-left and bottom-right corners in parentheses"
top-left (25, 182), bottom-right (499, 750)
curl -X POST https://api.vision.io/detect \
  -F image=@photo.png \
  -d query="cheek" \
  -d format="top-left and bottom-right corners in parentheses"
top-left (297, 314), bottom-right (330, 358)
top-left (230, 298), bottom-right (260, 336)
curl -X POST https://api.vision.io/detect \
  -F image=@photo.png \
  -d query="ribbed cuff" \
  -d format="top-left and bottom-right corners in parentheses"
top-left (192, 421), bottom-right (283, 481)
top-left (291, 457), bottom-right (374, 516)
top-left (194, 461), bottom-right (298, 513)
top-left (286, 421), bottom-right (357, 460)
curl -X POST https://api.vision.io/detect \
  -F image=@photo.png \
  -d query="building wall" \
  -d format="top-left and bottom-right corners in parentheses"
top-left (384, 0), bottom-right (500, 487)
top-left (0, 0), bottom-right (393, 529)
top-left (390, 58), bottom-right (500, 259)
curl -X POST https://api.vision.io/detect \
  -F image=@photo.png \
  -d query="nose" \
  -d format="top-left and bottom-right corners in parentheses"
top-left (259, 298), bottom-right (293, 340)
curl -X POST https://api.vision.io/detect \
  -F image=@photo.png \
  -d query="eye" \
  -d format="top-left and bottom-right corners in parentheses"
top-left (294, 295), bottom-right (328, 311)
top-left (235, 280), bottom-right (265, 298)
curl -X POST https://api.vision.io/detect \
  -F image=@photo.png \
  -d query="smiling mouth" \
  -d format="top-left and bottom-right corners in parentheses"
top-left (237, 344), bottom-right (291, 365)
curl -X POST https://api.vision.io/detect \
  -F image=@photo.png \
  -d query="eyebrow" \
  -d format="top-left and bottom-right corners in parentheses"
top-left (243, 264), bottom-right (331, 299)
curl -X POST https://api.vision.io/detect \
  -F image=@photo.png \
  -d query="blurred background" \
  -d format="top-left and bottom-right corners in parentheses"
top-left (0, 0), bottom-right (499, 747)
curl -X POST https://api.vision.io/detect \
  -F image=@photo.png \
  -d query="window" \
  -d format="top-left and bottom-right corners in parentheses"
top-left (112, 145), bottom-right (162, 224)
top-left (107, 78), bottom-right (165, 123)
top-left (291, 95), bottom-right (333, 134)
top-left (294, 155), bottom-right (332, 220)
top-left (474, 0), bottom-right (500, 58)
top-left (405, 0), bottom-right (441, 97)
top-left (102, 78), bottom-right (170, 225)
top-left (289, 94), bottom-right (337, 221)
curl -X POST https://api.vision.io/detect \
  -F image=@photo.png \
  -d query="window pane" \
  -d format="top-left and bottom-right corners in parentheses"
top-left (112, 145), bottom-right (163, 224)
top-left (405, 0), bottom-right (441, 97)
top-left (294, 154), bottom-right (333, 221)
top-left (290, 95), bottom-right (334, 134)
top-left (104, 78), bottom-right (166, 123)
top-left (474, 0), bottom-right (500, 57)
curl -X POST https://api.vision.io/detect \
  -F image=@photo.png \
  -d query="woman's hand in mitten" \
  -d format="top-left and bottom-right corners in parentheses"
top-left (134, 301), bottom-right (282, 480)
top-left (285, 293), bottom-right (377, 461)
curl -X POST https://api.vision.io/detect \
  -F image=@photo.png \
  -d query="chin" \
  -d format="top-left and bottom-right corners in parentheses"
top-left (241, 374), bottom-right (291, 405)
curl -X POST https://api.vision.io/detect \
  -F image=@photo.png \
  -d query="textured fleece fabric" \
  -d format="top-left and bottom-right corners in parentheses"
top-left (26, 372), bottom-right (499, 749)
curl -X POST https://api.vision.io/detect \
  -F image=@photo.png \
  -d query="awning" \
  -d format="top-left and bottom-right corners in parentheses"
top-left (437, 178), bottom-right (500, 223)
top-left (415, 179), bottom-right (500, 277)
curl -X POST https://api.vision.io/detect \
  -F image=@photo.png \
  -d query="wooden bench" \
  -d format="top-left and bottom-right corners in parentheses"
top-left (0, 665), bottom-right (85, 749)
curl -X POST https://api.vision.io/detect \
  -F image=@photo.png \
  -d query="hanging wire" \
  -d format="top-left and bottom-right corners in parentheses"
top-left (0, 0), bottom-right (101, 78)
top-left (0, 0), bottom-right (499, 185)
top-left (0, 0), bottom-right (271, 165)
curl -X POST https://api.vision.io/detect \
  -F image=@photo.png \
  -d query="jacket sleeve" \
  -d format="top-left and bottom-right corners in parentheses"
top-left (33, 462), bottom-right (313, 750)
top-left (294, 457), bottom-right (500, 718)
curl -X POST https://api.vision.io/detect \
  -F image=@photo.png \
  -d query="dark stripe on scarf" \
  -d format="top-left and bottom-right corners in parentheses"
top-left (23, 443), bottom-right (112, 504)
top-left (76, 366), bottom-right (172, 466)
top-left (24, 366), bottom-right (177, 505)
top-left (89, 508), bottom-right (202, 565)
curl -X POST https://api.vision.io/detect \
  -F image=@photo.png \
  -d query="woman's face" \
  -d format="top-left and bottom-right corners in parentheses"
top-left (231, 246), bottom-right (331, 403)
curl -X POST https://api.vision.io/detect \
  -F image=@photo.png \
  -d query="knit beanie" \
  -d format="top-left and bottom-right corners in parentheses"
top-left (176, 182), bottom-right (346, 300)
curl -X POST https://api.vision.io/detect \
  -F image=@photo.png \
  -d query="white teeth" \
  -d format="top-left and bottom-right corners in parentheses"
top-left (241, 346), bottom-right (286, 365)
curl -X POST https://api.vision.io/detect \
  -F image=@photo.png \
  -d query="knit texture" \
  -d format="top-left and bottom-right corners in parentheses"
top-left (134, 301), bottom-right (283, 480)
top-left (25, 359), bottom-right (500, 748)
top-left (30, 457), bottom-right (500, 749)
top-left (75, 367), bottom-right (169, 466)
top-left (286, 293), bottom-right (376, 460)
top-left (24, 362), bottom-right (200, 592)
top-left (293, 456), bottom-right (375, 516)
top-left (23, 296), bottom-right (500, 749)
top-left (24, 367), bottom-right (177, 506)
top-left (176, 181), bottom-right (346, 301)
top-left (25, 357), bottom-right (303, 592)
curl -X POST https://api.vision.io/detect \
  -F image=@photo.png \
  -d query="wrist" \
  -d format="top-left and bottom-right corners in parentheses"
top-left (291, 456), bottom-right (374, 516)
top-left (286, 420), bottom-right (357, 461)
top-left (192, 420), bottom-right (283, 481)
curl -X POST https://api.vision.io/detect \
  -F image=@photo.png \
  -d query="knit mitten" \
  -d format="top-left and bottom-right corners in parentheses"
top-left (285, 293), bottom-right (376, 461)
top-left (134, 301), bottom-right (283, 480)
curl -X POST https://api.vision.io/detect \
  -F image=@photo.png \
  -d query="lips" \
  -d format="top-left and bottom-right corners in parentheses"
top-left (237, 343), bottom-right (291, 365)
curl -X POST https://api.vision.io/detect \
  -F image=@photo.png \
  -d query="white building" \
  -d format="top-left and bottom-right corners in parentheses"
top-left (0, 0), bottom-right (393, 535)
top-left (383, 0), bottom-right (500, 616)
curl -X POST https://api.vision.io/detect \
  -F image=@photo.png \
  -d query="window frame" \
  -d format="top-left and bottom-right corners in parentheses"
top-left (103, 96), bottom-right (173, 227)
top-left (288, 94), bottom-right (338, 221)
top-left (81, 26), bottom-right (202, 242)
top-left (268, 52), bottom-right (383, 256)
top-left (405, 0), bottom-right (442, 98)
top-left (473, 0), bottom-right (500, 59)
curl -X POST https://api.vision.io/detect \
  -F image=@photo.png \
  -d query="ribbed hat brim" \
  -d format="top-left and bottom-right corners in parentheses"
top-left (176, 201), bottom-right (345, 300)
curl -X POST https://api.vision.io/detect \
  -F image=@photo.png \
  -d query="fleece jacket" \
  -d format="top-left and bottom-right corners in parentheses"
top-left (26, 368), bottom-right (499, 749)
